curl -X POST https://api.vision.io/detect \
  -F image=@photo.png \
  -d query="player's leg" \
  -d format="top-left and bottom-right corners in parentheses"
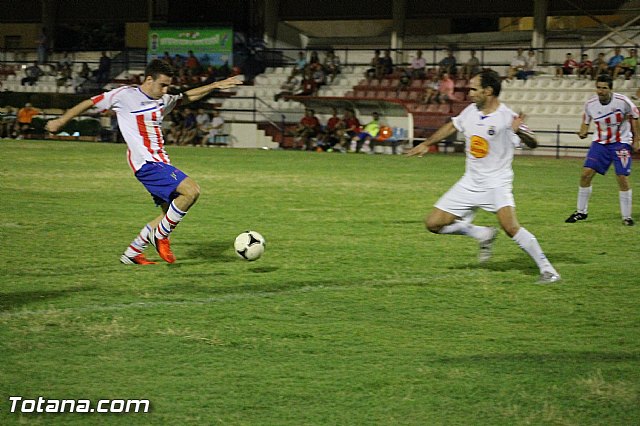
top-left (497, 206), bottom-right (560, 283)
top-left (566, 146), bottom-right (602, 223)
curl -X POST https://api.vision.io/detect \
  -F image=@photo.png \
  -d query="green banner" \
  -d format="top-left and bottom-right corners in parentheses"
top-left (148, 28), bottom-right (233, 66)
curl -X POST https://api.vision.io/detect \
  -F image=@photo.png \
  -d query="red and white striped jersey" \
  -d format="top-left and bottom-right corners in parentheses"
top-left (582, 93), bottom-right (639, 145)
top-left (91, 86), bottom-right (183, 172)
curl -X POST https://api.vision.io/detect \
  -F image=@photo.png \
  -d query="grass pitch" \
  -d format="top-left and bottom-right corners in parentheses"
top-left (1, 140), bottom-right (639, 425)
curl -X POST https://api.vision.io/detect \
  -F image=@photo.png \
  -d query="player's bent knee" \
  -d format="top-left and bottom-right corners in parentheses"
top-left (425, 217), bottom-right (443, 234)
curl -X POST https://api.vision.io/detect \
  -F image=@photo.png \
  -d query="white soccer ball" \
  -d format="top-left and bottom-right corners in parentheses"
top-left (234, 231), bottom-right (266, 261)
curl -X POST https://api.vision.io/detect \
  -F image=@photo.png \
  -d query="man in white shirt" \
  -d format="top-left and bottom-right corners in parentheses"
top-left (565, 74), bottom-right (639, 226)
top-left (406, 70), bottom-right (560, 283)
top-left (409, 50), bottom-right (426, 80)
top-left (202, 110), bottom-right (225, 146)
top-left (45, 60), bottom-right (242, 265)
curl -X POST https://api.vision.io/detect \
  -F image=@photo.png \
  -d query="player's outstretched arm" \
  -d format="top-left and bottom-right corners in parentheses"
top-left (405, 121), bottom-right (456, 157)
top-left (184, 76), bottom-right (243, 103)
top-left (45, 99), bottom-right (94, 134)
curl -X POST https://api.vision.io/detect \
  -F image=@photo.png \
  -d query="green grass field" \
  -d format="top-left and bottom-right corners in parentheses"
top-left (1, 140), bottom-right (639, 425)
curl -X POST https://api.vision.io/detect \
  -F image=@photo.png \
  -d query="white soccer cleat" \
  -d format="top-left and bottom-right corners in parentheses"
top-left (478, 227), bottom-right (499, 263)
top-left (537, 271), bottom-right (561, 284)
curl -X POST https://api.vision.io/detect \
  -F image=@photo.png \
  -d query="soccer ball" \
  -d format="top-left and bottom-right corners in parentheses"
top-left (234, 231), bottom-right (266, 261)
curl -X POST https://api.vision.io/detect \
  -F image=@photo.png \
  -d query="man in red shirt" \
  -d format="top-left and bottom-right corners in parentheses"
top-left (556, 52), bottom-right (578, 77)
top-left (293, 109), bottom-right (321, 150)
top-left (577, 54), bottom-right (593, 79)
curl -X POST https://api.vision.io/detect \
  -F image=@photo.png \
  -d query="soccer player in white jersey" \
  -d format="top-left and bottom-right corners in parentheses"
top-left (45, 60), bottom-right (242, 264)
top-left (565, 74), bottom-right (639, 226)
top-left (406, 70), bottom-right (560, 283)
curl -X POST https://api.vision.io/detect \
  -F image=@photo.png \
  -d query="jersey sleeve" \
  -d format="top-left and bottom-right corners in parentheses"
top-left (623, 96), bottom-right (640, 119)
top-left (582, 101), bottom-right (592, 125)
top-left (90, 90), bottom-right (115, 111)
top-left (451, 104), bottom-right (473, 132)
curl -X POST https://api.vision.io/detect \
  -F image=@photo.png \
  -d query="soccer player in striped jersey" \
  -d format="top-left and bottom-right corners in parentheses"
top-left (45, 60), bottom-right (242, 264)
top-left (565, 74), bottom-right (640, 226)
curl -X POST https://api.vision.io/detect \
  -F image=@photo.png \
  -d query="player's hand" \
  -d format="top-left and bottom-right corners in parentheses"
top-left (511, 112), bottom-right (526, 132)
top-left (577, 131), bottom-right (588, 139)
top-left (45, 119), bottom-right (62, 133)
top-left (405, 142), bottom-right (431, 157)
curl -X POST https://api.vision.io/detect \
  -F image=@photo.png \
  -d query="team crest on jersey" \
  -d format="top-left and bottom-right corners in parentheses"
top-left (470, 135), bottom-right (489, 158)
top-left (487, 126), bottom-right (496, 136)
top-left (616, 149), bottom-right (631, 168)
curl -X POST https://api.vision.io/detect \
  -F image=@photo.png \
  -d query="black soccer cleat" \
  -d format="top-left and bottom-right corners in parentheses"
top-left (623, 217), bottom-right (635, 226)
top-left (565, 211), bottom-right (588, 223)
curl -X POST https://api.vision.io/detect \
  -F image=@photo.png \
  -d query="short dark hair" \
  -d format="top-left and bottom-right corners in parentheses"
top-left (596, 73), bottom-right (613, 89)
top-left (477, 69), bottom-right (502, 97)
top-left (144, 59), bottom-right (174, 80)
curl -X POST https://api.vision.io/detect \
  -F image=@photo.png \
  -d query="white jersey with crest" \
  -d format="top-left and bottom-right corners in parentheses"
top-left (451, 102), bottom-right (521, 189)
top-left (583, 93), bottom-right (639, 145)
top-left (91, 86), bottom-right (183, 172)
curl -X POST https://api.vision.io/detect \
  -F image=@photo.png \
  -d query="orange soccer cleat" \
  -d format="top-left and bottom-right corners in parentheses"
top-left (120, 254), bottom-right (157, 265)
top-left (148, 233), bottom-right (176, 264)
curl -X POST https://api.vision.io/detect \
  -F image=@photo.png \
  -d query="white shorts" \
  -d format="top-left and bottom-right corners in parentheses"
top-left (434, 181), bottom-right (515, 218)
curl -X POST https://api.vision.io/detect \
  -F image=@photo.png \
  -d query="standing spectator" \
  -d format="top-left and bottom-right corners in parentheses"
top-left (565, 74), bottom-right (639, 226)
top-left (613, 48), bottom-right (637, 80)
top-left (517, 49), bottom-right (537, 80)
top-left (95, 52), bottom-right (112, 84)
top-left (507, 48), bottom-right (527, 79)
top-left (460, 50), bottom-right (481, 80)
top-left (292, 51), bottom-right (307, 77)
top-left (438, 49), bottom-right (457, 76)
top-left (433, 72), bottom-right (455, 104)
top-left (292, 108), bottom-right (321, 150)
top-left (381, 49), bottom-right (394, 77)
top-left (16, 103), bottom-right (40, 139)
top-left (21, 61), bottom-right (43, 86)
top-left (555, 53), bottom-right (578, 77)
top-left (577, 54), bottom-right (593, 79)
top-left (36, 28), bottom-right (48, 65)
top-left (592, 52), bottom-right (608, 78)
top-left (607, 47), bottom-right (625, 75)
top-left (409, 50), bottom-right (426, 80)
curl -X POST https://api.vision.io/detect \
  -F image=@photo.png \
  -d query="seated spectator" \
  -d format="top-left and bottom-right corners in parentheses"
top-left (613, 48), bottom-right (637, 79)
top-left (438, 49), bottom-right (457, 76)
top-left (201, 110), bottom-right (225, 146)
top-left (381, 49), bottom-right (394, 77)
top-left (607, 47), bottom-right (625, 74)
top-left (422, 78), bottom-right (439, 104)
top-left (16, 103), bottom-right (40, 139)
top-left (516, 49), bottom-right (537, 80)
top-left (577, 54), bottom-right (593, 79)
top-left (433, 72), bottom-right (454, 104)
top-left (555, 53), bottom-right (577, 77)
top-left (292, 108), bottom-right (321, 150)
top-left (56, 64), bottom-right (72, 87)
top-left (460, 50), bottom-right (480, 80)
top-left (78, 62), bottom-right (92, 80)
top-left (592, 52), bottom-right (608, 78)
top-left (309, 51), bottom-right (320, 67)
top-left (161, 51), bottom-right (174, 67)
top-left (274, 75), bottom-right (300, 101)
top-left (178, 108), bottom-right (198, 145)
top-left (21, 61), bottom-right (43, 86)
top-left (350, 112), bottom-right (381, 153)
top-left (173, 54), bottom-right (185, 70)
top-left (323, 49), bottom-right (341, 83)
top-left (409, 50), bottom-right (426, 80)
top-left (95, 51), bottom-right (111, 84)
top-left (507, 48), bottom-right (526, 80)
top-left (0, 106), bottom-right (17, 139)
top-left (165, 110), bottom-right (184, 145)
top-left (336, 108), bottom-right (361, 150)
top-left (57, 51), bottom-right (73, 71)
top-left (317, 107), bottom-right (343, 151)
top-left (185, 50), bottom-right (201, 76)
top-left (292, 51), bottom-right (307, 77)
top-left (295, 70), bottom-right (317, 96)
top-left (366, 49), bottom-right (384, 81)
top-left (311, 63), bottom-right (326, 88)
top-left (195, 108), bottom-right (211, 146)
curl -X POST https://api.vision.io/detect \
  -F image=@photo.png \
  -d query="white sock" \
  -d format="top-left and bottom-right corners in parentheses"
top-left (155, 201), bottom-right (187, 240)
top-left (577, 186), bottom-right (592, 214)
top-left (439, 220), bottom-right (493, 241)
top-left (123, 224), bottom-right (152, 258)
top-left (619, 190), bottom-right (632, 219)
top-left (512, 227), bottom-right (556, 274)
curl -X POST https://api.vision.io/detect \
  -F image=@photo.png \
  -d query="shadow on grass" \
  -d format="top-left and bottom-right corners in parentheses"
top-left (182, 240), bottom-right (235, 262)
top-left (0, 286), bottom-right (96, 312)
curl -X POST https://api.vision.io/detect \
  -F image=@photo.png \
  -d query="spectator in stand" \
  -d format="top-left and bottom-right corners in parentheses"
top-left (516, 49), bottom-right (537, 80)
top-left (173, 54), bottom-right (185, 70)
top-left (317, 107), bottom-right (343, 151)
top-left (507, 48), bottom-right (527, 79)
top-left (165, 109), bottom-right (184, 145)
top-left (161, 52), bottom-right (174, 67)
top-left (577, 53), bottom-right (593, 79)
top-left (292, 51), bottom-right (307, 77)
top-left (56, 64), bottom-right (72, 87)
top-left (409, 50), bottom-right (426, 80)
top-left (311, 63), bottom-right (326, 88)
top-left (309, 51), bottom-right (320, 67)
top-left (337, 108), bottom-right (361, 150)
top-left (0, 106), bottom-right (17, 139)
top-left (201, 109), bottom-right (225, 146)
top-left (422, 78), bottom-right (439, 104)
top-left (178, 108), bottom-right (198, 145)
top-left (323, 49), bottom-right (341, 83)
top-left (607, 47), bottom-right (625, 75)
top-left (381, 49), bottom-right (394, 77)
top-left (295, 69), bottom-right (317, 96)
top-left (21, 61), bottom-right (43, 86)
top-left (16, 103), bottom-right (40, 139)
top-left (613, 48), bottom-right (637, 80)
top-left (555, 52), bottom-right (578, 77)
top-left (438, 49), bottom-right (457, 76)
top-left (95, 52), bottom-right (112, 84)
top-left (36, 28), bottom-right (48, 65)
top-left (433, 72), bottom-right (455, 104)
top-left (58, 52), bottom-right (74, 71)
top-left (350, 112), bottom-right (381, 153)
top-left (366, 49), bottom-right (384, 81)
top-left (592, 52), bottom-right (608, 78)
top-left (195, 108), bottom-right (211, 146)
top-left (292, 108), bottom-right (321, 150)
top-left (460, 50), bottom-right (481, 80)
top-left (185, 50), bottom-right (201, 77)
top-left (274, 75), bottom-right (299, 101)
